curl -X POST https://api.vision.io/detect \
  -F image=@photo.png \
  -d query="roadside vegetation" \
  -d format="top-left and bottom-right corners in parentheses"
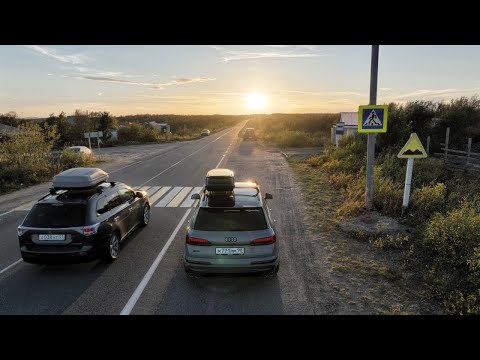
top-left (0, 122), bottom-right (100, 194)
top-left (291, 96), bottom-right (480, 314)
top-left (115, 114), bottom-right (248, 144)
top-left (241, 113), bottom-right (338, 147)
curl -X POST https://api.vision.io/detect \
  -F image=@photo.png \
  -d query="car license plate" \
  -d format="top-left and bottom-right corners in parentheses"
top-left (216, 247), bottom-right (244, 255)
top-left (38, 234), bottom-right (65, 241)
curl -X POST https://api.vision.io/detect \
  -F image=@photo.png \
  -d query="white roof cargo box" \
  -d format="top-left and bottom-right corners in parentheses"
top-left (205, 168), bottom-right (234, 191)
top-left (52, 167), bottom-right (109, 189)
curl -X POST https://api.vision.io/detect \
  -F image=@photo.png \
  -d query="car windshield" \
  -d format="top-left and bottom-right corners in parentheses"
top-left (194, 207), bottom-right (268, 231)
top-left (70, 148), bottom-right (80, 152)
top-left (22, 203), bottom-right (86, 228)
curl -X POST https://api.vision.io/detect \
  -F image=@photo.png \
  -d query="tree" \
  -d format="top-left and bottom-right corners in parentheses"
top-left (45, 111), bottom-right (70, 147)
top-left (0, 111), bottom-right (20, 127)
top-left (98, 111), bottom-right (118, 140)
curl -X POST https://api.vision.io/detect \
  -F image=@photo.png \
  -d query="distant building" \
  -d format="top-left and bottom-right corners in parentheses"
top-left (331, 112), bottom-right (359, 146)
top-left (147, 121), bottom-right (171, 134)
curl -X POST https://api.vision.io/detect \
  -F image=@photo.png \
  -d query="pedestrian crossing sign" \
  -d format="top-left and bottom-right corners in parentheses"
top-left (358, 105), bottom-right (388, 133)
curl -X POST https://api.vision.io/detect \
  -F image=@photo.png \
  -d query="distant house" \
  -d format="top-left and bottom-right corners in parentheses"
top-left (331, 112), bottom-right (358, 146)
top-left (147, 121), bottom-right (171, 134)
top-left (0, 122), bottom-right (19, 140)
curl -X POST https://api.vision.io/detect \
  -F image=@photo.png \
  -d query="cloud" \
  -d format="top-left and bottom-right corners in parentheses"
top-left (394, 88), bottom-right (480, 100)
top-left (24, 45), bottom-right (91, 64)
top-left (76, 75), bottom-right (215, 89)
top-left (207, 45), bottom-right (329, 62)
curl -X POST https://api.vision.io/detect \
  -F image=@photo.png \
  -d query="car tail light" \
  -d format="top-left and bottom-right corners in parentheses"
top-left (17, 226), bottom-right (27, 237)
top-left (186, 235), bottom-right (211, 245)
top-left (250, 235), bottom-right (276, 245)
top-left (82, 223), bottom-right (100, 236)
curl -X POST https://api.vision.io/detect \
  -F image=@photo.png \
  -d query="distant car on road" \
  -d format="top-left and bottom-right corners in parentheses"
top-left (184, 168), bottom-right (278, 276)
top-left (68, 146), bottom-right (92, 158)
top-left (17, 167), bottom-right (150, 264)
top-left (243, 128), bottom-right (256, 140)
top-left (201, 129), bottom-right (210, 136)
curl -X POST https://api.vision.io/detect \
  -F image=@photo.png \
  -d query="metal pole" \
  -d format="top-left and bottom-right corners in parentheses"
top-left (365, 45), bottom-right (379, 210)
top-left (444, 127), bottom-right (450, 161)
top-left (467, 137), bottom-right (472, 165)
top-left (402, 158), bottom-right (414, 213)
top-left (426, 136), bottom-right (430, 155)
top-left (87, 134), bottom-right (92, 150)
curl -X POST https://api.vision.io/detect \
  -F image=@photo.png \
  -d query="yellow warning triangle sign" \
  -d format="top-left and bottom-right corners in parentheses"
top-left (397, 133), bottom-right (428, 158)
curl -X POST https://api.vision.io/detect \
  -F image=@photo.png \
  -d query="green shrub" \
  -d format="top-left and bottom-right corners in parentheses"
top-left (57, 149), bottom-right (94, 169)
top-left (373, 167), bottom-right (404, 216)
top-left (410, 183), bottom-right (446, 221)
top-left (423, 198), bottom-right (480, 275)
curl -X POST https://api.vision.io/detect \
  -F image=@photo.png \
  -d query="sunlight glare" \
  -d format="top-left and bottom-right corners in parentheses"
top-left (246, 93), bottom-right (267, 111)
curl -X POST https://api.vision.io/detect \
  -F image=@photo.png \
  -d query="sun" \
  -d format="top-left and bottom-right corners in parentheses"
top-left (246, 93), bottom-right (267, 111)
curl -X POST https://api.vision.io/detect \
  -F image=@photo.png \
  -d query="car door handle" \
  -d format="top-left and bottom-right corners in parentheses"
top-left (114, 216), bottom-right (120, 221)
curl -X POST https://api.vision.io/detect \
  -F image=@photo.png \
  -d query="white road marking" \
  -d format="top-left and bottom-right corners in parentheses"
top-left (167, 187), bottom-right (192, 207)
top-left (139, 127), bottom-right (235, 187)
top-left (0, 210), bottom-right (14, 217)
top-left (215, 142), bottom-right (233, 168)
top-left (0, 259), bottom-right (22, 276)
top-left (120, 208), bottom-right (192, 315)
top-left (155, 187), bottom-right (183, 207)
top-left (180, 187), bottom-right (203, 207)
top-left (148, 187), bottom-right (171, 205)
top-left (146, 186), bottom-right (160, 196)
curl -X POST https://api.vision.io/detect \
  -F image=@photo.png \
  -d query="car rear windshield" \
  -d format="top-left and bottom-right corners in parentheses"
top-left (194, 207), bottom-right (268, 231)
top-left (22, 204), bottom-right (86, 228)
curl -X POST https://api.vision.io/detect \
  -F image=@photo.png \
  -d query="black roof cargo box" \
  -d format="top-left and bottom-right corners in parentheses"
top-left (52, 167), bottom-right (109, 190)
top-left (205, 169), bottom-right (234, 191)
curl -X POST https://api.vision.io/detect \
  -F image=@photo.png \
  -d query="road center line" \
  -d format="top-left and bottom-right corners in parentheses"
top-left (0, 259), bottom-right (22, 276)
top-left (139, 128), bottom-right (235, 187)
top-left (120, 208), bottom-right (192, 315)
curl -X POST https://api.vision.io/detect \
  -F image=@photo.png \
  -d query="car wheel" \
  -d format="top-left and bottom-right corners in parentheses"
top-left (139, 203), bottom-right (150, 227)
top-left (105, 232), bottom-right (120, 261)
top-left (274, 261), bottom-right (280, 274)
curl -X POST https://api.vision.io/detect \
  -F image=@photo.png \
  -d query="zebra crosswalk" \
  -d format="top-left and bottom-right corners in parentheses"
top-left (132, 185), bottom-right (203, 208)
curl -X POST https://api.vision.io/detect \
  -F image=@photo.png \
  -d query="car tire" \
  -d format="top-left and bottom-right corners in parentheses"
top-left (274, 261), bottom-right (280, 274)
top-left (139, 203), bottom-right (150, 227)
top-left (105, 232), bottom-right (120, 261)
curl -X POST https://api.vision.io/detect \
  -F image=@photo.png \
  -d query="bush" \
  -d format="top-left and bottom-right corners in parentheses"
top-left (410, 183), bottom-right (447, 222)
top-left (423, 198), bottom-right (480, 278)
top-left (57, 149), bottom-right (94, 169)
top-left (373, 168), bottom-right (404, 216)
top-left (118, 124), bottom-right (160, 143)
top-left (273, 130), bottom-right (318, 147)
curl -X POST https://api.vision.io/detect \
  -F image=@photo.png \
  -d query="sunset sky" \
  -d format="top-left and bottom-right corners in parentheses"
top-left (2, 45), bottom-right (480, 117)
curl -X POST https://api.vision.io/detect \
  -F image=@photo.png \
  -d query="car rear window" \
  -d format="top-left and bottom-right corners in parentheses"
top-left (194, 207), bottom-right (268, 231)
top-left (22, 204), bottom-right (86, 228)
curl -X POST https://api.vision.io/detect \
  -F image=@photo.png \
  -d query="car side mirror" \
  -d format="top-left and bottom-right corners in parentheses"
top-left (191, 193), bottom-right (201, 200)
top-left (136, 191), bottom-right (144, 198)
top-left (265, 193), bottom-right (273, 200)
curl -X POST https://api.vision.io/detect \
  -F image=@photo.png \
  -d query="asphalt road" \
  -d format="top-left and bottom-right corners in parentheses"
top-left (0, 122), bottom-right (321, 315)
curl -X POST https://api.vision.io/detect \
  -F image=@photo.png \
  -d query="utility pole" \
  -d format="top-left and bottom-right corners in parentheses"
top-left (365, 45), bottom-right (379, 210)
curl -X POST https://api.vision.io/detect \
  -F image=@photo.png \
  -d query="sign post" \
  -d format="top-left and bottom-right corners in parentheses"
top-left (397, 133), bottom-right (428, 213)
top-left (84, 131), bottom-right (103, 152)
top-left (358, 45), bottom-right (385, 210)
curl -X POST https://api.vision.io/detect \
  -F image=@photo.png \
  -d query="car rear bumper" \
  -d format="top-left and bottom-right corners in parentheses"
top-left (20, 245), bottom-right (104, 264)
top-left (184, 256), bottom-right (278, 274)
